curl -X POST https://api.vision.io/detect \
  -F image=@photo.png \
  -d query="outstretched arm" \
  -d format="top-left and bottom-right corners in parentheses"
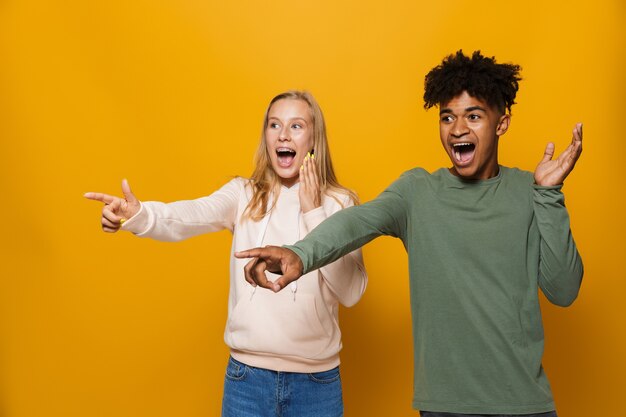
top-left (236, 181), bottom-right (408, 292)
top-left (85, 178), bottom-right (241, 241)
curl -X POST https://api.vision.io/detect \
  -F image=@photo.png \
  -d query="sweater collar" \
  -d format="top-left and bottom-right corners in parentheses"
top-left (441, 165), bottom-right (504, 188)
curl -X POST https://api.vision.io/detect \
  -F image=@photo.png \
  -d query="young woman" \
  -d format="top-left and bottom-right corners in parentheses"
top-left (85, 90), bottom-right (367, 417)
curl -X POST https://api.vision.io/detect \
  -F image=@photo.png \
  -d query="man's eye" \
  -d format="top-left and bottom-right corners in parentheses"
top-left (468, 114), bottom-right (480, 120)
top-left (441, 115), bottom-right (453, 123)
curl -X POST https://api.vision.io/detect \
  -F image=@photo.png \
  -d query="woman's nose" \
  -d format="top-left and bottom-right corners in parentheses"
top-left (279, 126), bottom-right (290, 141)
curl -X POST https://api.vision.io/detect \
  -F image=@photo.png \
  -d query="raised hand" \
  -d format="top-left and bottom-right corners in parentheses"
top-left (235, 246), bottom-right (304, 293)
top-left (299, 152), bottom-right (321, 213)
top-left (84, 179), bottom-right (141, 232)
top-left (534, 123), bottom-right (583, 186)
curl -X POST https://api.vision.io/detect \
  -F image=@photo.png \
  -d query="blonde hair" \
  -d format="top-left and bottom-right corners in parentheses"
top-left (244, 90), bottom-right (358, 221)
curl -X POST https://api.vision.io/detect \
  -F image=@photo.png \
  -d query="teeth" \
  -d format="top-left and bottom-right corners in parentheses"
top-left (452, 143), bottom-right (473, 161)
top-left (277, 148), bottom-right (295, 154)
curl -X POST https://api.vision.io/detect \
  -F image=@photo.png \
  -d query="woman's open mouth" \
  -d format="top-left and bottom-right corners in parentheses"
top-left (276, 147), bottom-right (296, 167)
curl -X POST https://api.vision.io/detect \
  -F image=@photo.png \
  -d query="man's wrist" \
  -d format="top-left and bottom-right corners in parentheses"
top-left (283, 245), bottom-right (308, 275)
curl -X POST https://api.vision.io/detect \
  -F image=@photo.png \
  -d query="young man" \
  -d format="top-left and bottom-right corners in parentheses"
top-left (236, 51), bottom-right (583, 416)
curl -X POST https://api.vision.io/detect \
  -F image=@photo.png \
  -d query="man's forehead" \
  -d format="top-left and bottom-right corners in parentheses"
top-left (439, 92), bottom-right (499, 114)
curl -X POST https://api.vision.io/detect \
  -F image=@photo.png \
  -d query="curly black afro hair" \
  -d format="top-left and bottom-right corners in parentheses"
top-left (423, 50), bottom-right (522, 114)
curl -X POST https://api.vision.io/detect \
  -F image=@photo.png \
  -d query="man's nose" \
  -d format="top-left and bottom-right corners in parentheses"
top-left (451, 119), bottom-right (469, 137)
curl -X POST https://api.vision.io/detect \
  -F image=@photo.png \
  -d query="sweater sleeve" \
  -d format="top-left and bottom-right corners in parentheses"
top-left (287, 177), bottom-right (408, 275)
top-left (120, 178), bottom-right (243, 242)
top-left (533, 185), bottom-right (584, 306)
top-left (301, 194), bottom-right (368, 307)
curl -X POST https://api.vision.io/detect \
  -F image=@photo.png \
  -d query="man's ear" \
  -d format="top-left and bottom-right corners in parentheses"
top-left (496, 113), bottom-right (511, 136)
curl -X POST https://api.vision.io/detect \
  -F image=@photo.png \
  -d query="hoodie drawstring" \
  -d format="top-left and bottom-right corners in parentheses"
top-left (249, 198), bottom-right (299, 301)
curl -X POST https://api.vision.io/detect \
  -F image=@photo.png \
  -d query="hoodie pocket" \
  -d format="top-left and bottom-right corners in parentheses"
top-left (226, 291), bottom-right (333, 360)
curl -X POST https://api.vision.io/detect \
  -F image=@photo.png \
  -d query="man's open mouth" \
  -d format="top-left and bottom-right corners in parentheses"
top-left (276, 148), bottom-right (296, 167)
top-left (452, 142), bottom-right (475, 163)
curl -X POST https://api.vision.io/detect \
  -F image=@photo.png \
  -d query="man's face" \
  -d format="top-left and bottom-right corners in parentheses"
top-left (439, 91), bottom-right (510, 180)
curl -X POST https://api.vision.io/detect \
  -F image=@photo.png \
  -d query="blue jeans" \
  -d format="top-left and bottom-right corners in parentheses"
top-left (420, 412), bottom-right (557, 417)
top-left (221, 356), bottom-right (343, 417)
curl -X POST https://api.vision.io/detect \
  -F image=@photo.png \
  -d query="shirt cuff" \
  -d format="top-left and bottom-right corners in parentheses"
top-left (120, 202), bottom-right (151, 235)
top-left (533, 184), bottom-right (563, 191)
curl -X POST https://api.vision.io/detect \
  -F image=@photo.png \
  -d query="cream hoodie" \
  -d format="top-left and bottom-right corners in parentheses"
top-left (121, 177), bottom-right (367, 372)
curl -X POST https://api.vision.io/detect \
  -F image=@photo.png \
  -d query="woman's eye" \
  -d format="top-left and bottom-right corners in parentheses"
top-left (292, 124), bottom-right (302, 129)
top-left (270, 123), bottom-right (280, 129)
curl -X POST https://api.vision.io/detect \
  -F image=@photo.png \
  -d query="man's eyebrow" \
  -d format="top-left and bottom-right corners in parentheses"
top-left (465, 106), bottom-right (487, 113)
top-left (439, 105), bottom-right (487, 115)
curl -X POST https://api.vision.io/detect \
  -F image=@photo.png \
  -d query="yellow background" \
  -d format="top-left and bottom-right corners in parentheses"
top-left (1, 1), bottom-right (624, 416)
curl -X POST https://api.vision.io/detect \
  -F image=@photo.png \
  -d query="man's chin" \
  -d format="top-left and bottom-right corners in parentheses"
top-left (449, 164), bottom-right (474, 178)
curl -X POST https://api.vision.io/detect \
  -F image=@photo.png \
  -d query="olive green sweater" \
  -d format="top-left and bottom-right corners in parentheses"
top-left (287, 166), bottom-right (583, 414)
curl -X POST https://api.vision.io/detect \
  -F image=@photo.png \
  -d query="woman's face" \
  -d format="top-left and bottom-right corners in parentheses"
top-left (265, 98), bottom-right (314, 187)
